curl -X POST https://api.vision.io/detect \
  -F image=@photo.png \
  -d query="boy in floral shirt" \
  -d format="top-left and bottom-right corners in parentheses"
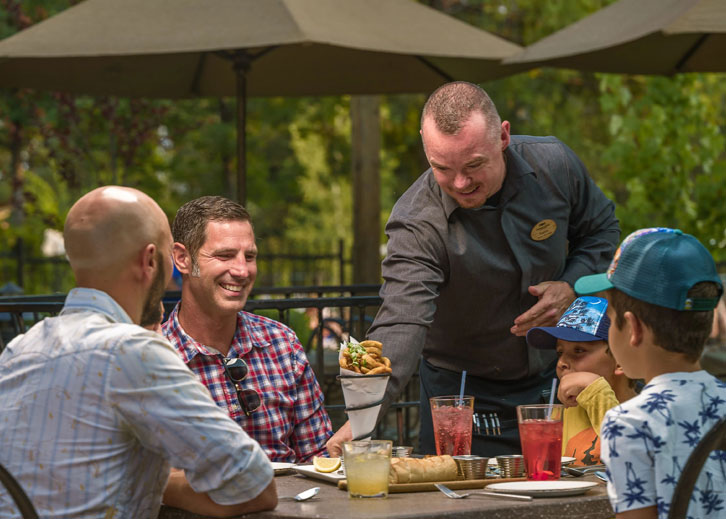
top-left (576, 228), bottom-right (726, 519)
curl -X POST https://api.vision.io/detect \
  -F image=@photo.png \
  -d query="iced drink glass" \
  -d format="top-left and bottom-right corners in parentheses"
top-left (342, 440), bottom-right (392, 498)
top-left (516, 404), bottom-right (564, 481)
top-left (430, 395), bottom-right (474, 456)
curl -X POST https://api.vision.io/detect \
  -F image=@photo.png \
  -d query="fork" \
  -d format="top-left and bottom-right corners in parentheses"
top-left (564, 464), bottom-right (607, 477)
top-left (434, 483), bottom-right (532, 501)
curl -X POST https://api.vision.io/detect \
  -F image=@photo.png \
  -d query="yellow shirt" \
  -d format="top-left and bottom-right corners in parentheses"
top-left (562, 377), bottom-right (619, 466)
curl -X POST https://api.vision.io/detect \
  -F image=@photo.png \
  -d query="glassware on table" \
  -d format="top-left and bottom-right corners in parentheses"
top-left (342, 440), bottom-right (393, 498)
top-left (430, 395), bottom-right (474, 456)
top-left (516, 404), bottom-right (564, 481)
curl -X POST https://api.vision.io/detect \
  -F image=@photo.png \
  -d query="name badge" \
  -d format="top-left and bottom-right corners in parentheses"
top-left (531, 219), bottom-right (557, 241)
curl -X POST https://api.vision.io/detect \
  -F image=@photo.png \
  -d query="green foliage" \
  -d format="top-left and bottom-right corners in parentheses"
top-left (597, 74), bottom-right (726, 259)
top-left (2, 0), bottom-right (726, 294)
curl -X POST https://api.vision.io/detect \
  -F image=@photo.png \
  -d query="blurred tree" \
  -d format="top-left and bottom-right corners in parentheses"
top-left (598, 74), bottom-right (726, 258)
top-left (2, 0), bottom-right (725, 294)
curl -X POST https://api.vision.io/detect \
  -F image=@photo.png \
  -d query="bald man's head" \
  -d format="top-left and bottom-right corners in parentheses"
top-left (64, 186), bottom-right (171, 278)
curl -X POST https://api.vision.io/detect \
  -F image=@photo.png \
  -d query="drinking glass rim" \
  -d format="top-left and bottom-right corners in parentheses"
top-left (343, 439), bottom-right (393, 447)
top-left (429, 395), bottom-right (475, 402)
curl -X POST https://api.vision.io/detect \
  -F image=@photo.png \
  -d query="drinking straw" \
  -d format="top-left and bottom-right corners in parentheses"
top-left (458, 370), bottom-right (467, 406)
top-left (547, 377), bottom-right (558, 419)
top-left (548, 377), bottom-right (557, 406)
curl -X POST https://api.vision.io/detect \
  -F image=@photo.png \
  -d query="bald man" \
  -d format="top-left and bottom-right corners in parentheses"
top-left (0, 187), bottom-right (277, 519)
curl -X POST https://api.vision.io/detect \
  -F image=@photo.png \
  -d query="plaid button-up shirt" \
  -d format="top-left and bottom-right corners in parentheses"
top-left (163, 304), bottom-right (332, 463)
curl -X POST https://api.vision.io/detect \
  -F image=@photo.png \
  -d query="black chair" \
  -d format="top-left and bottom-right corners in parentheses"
top-left (668, 416), bottom-right (726, 519)
top-left (0, 463), bottom-right (38, 519)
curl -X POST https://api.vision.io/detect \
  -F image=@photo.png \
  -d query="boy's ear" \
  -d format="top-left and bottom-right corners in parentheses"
top-left (614, 364), bottom-right (625, 376)
top-left (624, 311), bottom-right (643, 347)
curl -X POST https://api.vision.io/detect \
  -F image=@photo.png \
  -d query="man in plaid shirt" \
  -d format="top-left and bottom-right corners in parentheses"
top-left (163, 196), bottom-right (333, 463)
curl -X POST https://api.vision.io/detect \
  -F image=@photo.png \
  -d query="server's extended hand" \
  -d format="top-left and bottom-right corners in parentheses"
top-left (510, 281), bottom-right (575, 336)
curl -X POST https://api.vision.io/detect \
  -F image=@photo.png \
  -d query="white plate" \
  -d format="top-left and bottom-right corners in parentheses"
top-left (271, 462), bottom-right (295, 475)
top-left (293, 464), bottom-right (346, 484)
top-left (487, 480), bottom-right (598, 497)
top-left (487, 456), bottom-right (576, 467)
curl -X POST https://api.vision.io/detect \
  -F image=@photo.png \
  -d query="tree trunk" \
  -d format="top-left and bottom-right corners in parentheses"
top-left (351, 96), bottom-right (381, 285)
top-left (219, 99), bottom-right (235, 200)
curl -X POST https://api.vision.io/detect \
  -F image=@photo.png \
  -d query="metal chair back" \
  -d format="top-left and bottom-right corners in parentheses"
top-left (0, 463), bottom-right (38, 519)
top-left (668, 416), bottom-right (726, 519)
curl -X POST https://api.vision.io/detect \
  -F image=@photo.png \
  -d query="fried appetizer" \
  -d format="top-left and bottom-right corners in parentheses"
top-left (339, 340), bottom-right (392, 374)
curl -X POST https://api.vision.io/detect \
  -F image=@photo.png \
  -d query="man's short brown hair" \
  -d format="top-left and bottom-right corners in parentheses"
top-left (172, 196), bottom-right (251, 269)
top-left (421, 81), bottom-right (501, 139)
top-left (608, 282), bottom-right (719, 362)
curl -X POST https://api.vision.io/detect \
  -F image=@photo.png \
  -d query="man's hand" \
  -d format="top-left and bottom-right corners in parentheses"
top-left (326, 421), bottom-right (352, 458)
top-left (558, 372), bottom-right (601, 407)
top-left (511, 281), bottom-right (575, 336)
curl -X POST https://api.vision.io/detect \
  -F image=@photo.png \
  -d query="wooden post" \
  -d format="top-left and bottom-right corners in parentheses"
top-left (350, 96), bottom-right (381, 285)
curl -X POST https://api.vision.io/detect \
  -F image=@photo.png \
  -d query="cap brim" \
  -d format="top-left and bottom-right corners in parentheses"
top-left (526, 328), bottom-right (557, 349)
top-left (574, 273), bottom-right (613, 296)
top-left (527, 326), bottom-right (606, 349)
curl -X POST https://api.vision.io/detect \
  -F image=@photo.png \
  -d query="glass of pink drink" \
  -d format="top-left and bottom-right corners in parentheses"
top-left (430, 396), bottom-right (474, 456)
top-left (516, 404), bottom-right (564, 481)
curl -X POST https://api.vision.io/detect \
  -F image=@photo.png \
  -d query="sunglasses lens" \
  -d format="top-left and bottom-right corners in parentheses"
top-left (225, 358), bottom-right (248, 381)
top-left (240, 389), bottom-right (261, 413)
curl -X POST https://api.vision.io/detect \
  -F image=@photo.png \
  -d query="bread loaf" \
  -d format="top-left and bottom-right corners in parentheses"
top-left (388, 455), bottom-right (459, 483)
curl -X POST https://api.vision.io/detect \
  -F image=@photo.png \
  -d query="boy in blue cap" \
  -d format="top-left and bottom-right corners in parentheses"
top-left (576, 227), bottom-right (726, 519)
top-left (528, 296), bottom-right (635, 466)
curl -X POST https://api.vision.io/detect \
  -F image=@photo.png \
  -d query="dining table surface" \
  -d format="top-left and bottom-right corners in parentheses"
top-left (158, 471), bottom-right (615, 519)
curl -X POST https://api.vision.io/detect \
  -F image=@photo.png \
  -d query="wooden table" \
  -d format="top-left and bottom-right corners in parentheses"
top-left (158, 473), bottom-right (615, 519)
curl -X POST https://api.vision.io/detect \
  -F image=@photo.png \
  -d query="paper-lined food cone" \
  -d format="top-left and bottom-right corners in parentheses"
top-left (339, 338), bottom-right (391, 440)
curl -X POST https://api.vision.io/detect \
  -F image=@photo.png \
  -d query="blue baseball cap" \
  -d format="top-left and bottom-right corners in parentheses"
top-left (527, 296), bottom-right (610, 350)
top-left (575, 228), bottom-right (723, 311)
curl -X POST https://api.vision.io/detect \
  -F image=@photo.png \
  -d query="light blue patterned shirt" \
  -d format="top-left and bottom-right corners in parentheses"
top-left (601, 371), bottom-right (726, 518)
top-left (0, 288), bottom-right (273, 519)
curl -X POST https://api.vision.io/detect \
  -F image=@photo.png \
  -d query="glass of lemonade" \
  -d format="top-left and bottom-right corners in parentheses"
top-left (516, 404), bottom-right (564, 481)
top-left (342, 440), bottom-right (392, 498)
top-left (430, 395), bottom-right (474, 456)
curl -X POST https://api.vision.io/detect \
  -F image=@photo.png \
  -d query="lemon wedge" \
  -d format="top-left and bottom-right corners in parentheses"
top-left (313, 456), bottom-right (341, 473)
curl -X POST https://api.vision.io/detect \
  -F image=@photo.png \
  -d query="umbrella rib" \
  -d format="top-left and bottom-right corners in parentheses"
top-left (216, 46), bottom-right (279, 65)
top-left (415, 56), bottom-right (455, 82)
top-left (674, 34), bottom-right (709, 73)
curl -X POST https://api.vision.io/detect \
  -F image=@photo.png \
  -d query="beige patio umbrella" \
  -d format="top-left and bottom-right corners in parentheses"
top-left (0, 0), bottom-right (523, 203)
top-left (505, 0), bottom-right (726, 75)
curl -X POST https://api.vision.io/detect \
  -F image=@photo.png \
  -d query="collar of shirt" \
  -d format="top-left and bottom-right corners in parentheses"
top-left (164, 302), bottom-right (272, 362)
top-left (439, 143), bottom-right (537, 220)
top-left (61, 287), bottom-right (133, 324)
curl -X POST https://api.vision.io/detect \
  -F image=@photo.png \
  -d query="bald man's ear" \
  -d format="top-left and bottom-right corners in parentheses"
top-left (139, 243), bottom-right (158, 283)
top-left (173, 243), bottom-right (192, 276)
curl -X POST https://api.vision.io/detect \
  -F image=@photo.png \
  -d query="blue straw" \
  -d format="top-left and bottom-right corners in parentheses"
top-left (548, 377), bottom-right (557, 407)
top-left (547, 377), bottom-right (558, 419)
top-left (458, 370), bottom-right (467, 406)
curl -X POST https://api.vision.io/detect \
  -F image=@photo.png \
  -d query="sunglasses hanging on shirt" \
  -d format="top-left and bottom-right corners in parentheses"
top-left (220, 356), bottom-right (262, 417)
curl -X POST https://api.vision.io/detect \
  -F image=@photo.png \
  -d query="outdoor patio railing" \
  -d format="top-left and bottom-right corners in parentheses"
top-left (0, 287), bottom-right (419, 446)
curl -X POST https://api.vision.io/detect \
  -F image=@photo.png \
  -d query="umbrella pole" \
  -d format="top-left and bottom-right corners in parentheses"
top-left (233, 52), bottom-right (251, 206)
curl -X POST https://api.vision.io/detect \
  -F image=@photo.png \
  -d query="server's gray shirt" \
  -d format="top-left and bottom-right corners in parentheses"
top-left (369, 135), bottom-right (620, 406)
